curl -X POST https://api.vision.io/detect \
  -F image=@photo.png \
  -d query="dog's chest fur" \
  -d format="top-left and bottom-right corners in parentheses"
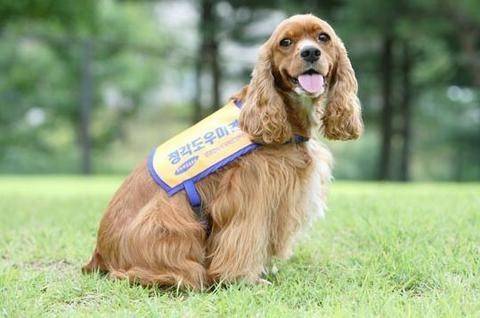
top-left (203, 139), bottom-right (332, 259)
top-left (304, 140), bottom-right (332, 220)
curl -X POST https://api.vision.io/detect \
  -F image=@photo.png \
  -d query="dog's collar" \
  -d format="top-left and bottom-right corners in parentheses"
top-left (246, 134), bottom-right (310, 147)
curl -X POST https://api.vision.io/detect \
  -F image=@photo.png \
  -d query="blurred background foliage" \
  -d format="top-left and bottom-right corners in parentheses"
top-left (0, 0), bottom-right (478, 181)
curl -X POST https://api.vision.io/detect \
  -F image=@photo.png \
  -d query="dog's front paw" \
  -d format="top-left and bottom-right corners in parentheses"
top-left (263, 264), bottom-right (279, 276)
top-left (270, 265), bottom-right (279, 275)
top-left (254, 278), bottom-right (272, 286)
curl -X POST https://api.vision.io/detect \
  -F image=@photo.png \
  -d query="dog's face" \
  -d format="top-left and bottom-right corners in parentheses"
top-left (270, 15), bottom-right (336, 98)
top-left (239, 14), bottom-right (363, 144)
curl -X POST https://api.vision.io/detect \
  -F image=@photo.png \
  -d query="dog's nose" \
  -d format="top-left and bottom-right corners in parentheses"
top-left (300, 46), bottom-right (321, 63)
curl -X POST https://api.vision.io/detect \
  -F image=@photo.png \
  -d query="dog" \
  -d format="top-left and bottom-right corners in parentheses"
top-left (83, 14), bottom-right (362, 289)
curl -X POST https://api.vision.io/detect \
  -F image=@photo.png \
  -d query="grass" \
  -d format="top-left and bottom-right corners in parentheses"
top-left (1, 176), bottom-right (479, 317)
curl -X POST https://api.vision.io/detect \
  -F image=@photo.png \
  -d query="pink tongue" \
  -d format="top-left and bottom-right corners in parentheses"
top-left (298, 74), bottom-right (324, 94)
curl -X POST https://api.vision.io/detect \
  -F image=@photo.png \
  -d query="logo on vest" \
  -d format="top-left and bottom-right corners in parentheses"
top-left (175, 156), bottom-right (199, 175)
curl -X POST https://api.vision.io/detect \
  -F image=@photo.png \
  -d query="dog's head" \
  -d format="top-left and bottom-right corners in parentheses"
top-left (239, 14), bottom-right (363, 143)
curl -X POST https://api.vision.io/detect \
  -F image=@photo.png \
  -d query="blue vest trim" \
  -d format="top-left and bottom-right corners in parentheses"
top-left (147, 137), bottom-right (259, 199)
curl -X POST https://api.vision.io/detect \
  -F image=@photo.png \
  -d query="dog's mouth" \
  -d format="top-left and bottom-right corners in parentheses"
top-left (290, 69), bottom-right (326, 96)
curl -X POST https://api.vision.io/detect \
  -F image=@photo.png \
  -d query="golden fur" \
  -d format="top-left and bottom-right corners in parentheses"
top-left (83, 14), bottom-right (362, 289)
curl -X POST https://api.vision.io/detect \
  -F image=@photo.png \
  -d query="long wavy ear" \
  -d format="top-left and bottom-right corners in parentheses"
top-left (239, 44), bottom-right (292, 144)
top-left (322, 38), bottom-right (363, 140)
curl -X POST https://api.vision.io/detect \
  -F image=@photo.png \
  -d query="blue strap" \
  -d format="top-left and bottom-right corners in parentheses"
top-left (184, 180), bottom-right (201, 207)
top-left (293, 135), bottom-right (310, 143)
top-left (233, 99), bottom-right (243, 109)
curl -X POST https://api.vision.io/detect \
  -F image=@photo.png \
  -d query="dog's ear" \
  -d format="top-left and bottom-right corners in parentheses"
top-left (322, 38), bottom-right (363, 140)
top-left (239, 43), bottom-right (292, 144)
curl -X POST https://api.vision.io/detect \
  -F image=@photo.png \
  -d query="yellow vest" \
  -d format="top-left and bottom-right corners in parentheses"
top-left (148, 100), bottom-right (258, 206)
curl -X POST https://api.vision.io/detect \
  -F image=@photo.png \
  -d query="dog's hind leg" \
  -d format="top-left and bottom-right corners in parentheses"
top-left (109, 196), bottom-right (208, 290)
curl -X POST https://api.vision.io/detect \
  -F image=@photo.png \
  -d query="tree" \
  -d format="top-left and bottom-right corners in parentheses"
top-left (0, 0), bottom-right (163, 173)
top-left (399, 41), bottom-right (412, 181)
top-left (193, 0), bottom-right (221, 122)
top-left (379, 33), bottom-right (395, 180)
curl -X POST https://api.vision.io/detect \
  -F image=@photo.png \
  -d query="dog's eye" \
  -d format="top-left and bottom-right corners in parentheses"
top-left (279, 38), bottom-right (292, 47)
top-left (318, 32), bottom-right (330, 43)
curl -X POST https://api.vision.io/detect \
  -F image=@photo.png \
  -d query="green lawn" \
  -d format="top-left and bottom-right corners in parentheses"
top-left (1, 177), bottom-right (479, 317)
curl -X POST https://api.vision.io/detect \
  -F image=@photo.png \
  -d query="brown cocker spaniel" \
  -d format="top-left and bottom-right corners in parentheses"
top-left (83, 14), bottom-right (363, 289)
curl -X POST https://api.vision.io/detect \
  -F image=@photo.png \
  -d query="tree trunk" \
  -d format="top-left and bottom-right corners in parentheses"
top-left (79, 39), bottom-right (93, 174)
top-left (204, 0), bottom-right (221, 113)
top-left (446, 6), bottom-right (480, 88)
top-left (211, 39), bottom-right (221, 112)
top-left (399, 41), bottom-right (412, 181)
top-left (378, 34), bottom-right (394, 180)
top-left (193, 0), bottom-right (210, 123)
top-left (459, 29), bottom-right (480, 88)
top-left (193, 50), bottom-right (203, 123)
top-left (193, 0), bottom-right (221, 122)
top-left (453, 147), bottom-right (465, 181)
